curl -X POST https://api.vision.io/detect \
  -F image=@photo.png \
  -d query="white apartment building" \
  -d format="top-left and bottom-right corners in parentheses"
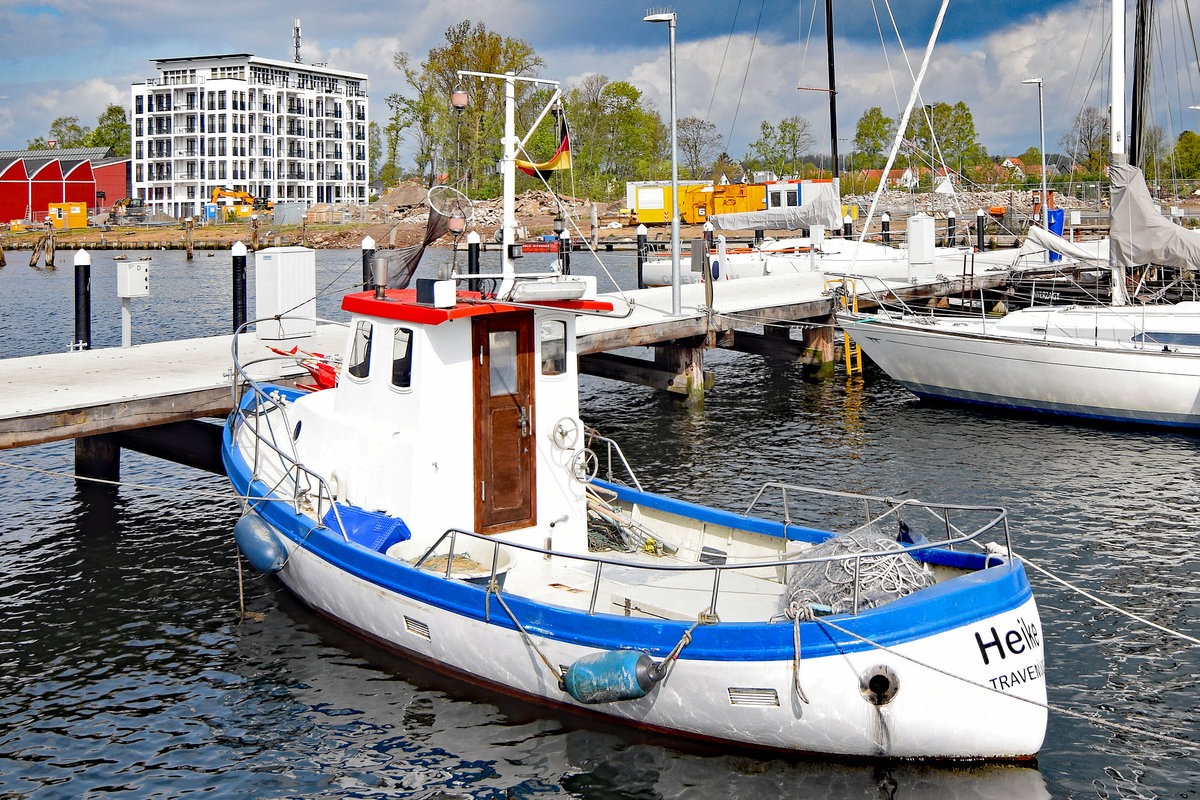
top-left (130, 54), bottom-right (369, 218)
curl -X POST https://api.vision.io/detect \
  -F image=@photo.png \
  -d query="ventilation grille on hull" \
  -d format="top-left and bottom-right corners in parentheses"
top-left (404, 616), bottom-right (431, 640)
top-left (727, 687), bottom-right (780, 706)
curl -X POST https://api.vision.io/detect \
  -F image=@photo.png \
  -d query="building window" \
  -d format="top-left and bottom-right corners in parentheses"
top-left (135, 119), bottom-right (143, 136)
top-left (348, 321), bottom-right (371, 379)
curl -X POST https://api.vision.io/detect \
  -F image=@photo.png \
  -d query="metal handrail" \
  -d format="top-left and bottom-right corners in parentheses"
top-left (229, 315), bottom-right (351, 540)
top-left (410, 491), bottom-right (1010, 621)
top-left (743, 480), bottom-right (1012, 558)
top-left (583, 427), bottom-right (643, 490)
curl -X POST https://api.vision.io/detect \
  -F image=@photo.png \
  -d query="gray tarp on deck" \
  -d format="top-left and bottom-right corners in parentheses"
top-left (1110, 162), bottom-right (1200, 268)
top-left (709, 190), bottom-right (843, 232)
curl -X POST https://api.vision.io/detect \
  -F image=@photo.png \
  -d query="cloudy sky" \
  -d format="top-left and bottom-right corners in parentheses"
top-left (2, 0), bottom-right (1197, 165)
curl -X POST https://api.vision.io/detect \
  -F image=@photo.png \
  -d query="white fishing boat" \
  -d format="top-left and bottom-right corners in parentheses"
top-left (221, 68), bottom-right (1046, 760)
top-left (839, 0), bottom-right (1200, 429)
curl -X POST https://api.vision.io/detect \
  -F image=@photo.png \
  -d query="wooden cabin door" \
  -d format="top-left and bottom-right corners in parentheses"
top-left (473, 313), bottom-right (536, 533)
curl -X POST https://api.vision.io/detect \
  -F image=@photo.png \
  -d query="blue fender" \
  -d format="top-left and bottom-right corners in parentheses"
top-left (235, 514), bottom-right (287, 573)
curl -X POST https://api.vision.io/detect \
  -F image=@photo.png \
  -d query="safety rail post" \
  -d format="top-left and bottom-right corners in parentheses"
top-left (708, 568), bottom-right (723, 619)
top-left (589, 561), bottom-right (603, 615)
top-left (852, 557), bottom-right (862, 614)
top-left (444, 530), bottom-right (458, 579)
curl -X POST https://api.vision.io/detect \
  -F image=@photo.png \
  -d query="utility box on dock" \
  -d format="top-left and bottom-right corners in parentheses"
top-left (117, 262), bottom-right (149, 298)
top-left (255, 246), bottom-right (316, 340)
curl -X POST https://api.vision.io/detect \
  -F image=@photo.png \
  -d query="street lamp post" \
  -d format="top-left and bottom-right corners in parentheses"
top-left (644, 8), bottom-right (680, 316)
top-left (1022, 77), bottom-right (1049, 232)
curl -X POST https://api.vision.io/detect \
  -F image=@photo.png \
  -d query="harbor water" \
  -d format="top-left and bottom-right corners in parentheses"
top-left (0, 247), bottom-right (1198, 798)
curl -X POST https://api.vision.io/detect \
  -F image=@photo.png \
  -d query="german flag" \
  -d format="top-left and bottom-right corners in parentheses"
top-left (517, 118), bottom-right (571, 178)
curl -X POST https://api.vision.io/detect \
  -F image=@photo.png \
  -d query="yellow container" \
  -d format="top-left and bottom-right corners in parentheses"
top-left (48, 202), bottom-right (88, 229)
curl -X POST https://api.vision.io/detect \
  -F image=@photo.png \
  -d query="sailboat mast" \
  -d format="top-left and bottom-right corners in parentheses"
top-left (1109, 0), bottom-right (1129, 305)
top-left (1111, 0), bottom-right (1127, 167)
top-left (826, 0), bottom-right (839, 179)
top-left (1129, 0), bottom-right (1152, 168)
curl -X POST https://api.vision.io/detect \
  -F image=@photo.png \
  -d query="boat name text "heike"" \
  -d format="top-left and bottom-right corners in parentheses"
top-left (974, 617), bottom-right (1041, 666)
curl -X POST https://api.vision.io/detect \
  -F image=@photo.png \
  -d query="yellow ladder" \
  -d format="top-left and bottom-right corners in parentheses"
top-left (831, 279), bottom-right (862, 376)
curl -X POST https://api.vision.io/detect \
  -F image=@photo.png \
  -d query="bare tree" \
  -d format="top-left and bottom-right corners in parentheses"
top-left (1058, 106), bottom-right (1109, 174)
top-left (676, 116), bottom-right (722, 179)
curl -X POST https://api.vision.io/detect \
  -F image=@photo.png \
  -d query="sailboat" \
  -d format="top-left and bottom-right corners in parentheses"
top-left (838, 0), bottom-right (1200, 429)
top-left (221, 68), bottom-right (1047, 759)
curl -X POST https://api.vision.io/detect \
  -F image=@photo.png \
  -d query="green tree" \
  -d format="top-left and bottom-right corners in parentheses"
top-left (394, 20), bottom-right (544, 196)
top-left (26, 115), bottom-right (91, 149)
top-left (1173, 130), bottom-right (1200, 179)
top-left (710, 151), bottom-right (742, 183)
top-left (747, 116), bottom-right (814, 177)
top-left (853, 107), bottom-right (894, 169)
top-left (86, 104), bottom-right (130, 156)
top-left (905, 101), bottom-right (985, 179)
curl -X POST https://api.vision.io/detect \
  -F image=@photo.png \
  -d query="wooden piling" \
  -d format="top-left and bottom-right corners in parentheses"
top-left (800, 317), bottom-right (836, 378)
top-left (45, 225), bottom-right (55, 267)
top-left (185, 218), bottom-right (194, 260)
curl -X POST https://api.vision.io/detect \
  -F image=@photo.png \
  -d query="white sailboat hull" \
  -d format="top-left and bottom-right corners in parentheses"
top-left (840, 308), bottom-right (1200, 427)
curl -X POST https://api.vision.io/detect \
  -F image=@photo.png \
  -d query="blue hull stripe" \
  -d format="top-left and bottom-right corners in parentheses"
top-left (224, 390), bottom-right (1034, 662)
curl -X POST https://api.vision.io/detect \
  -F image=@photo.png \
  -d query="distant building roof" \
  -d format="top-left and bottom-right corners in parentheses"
top-left (0, 147), bottom-right (115, 161)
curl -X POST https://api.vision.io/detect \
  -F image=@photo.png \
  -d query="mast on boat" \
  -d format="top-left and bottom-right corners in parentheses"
top-left (1108, 0), bottom-right (1130, 304)
top-left (825, 0), bottom-right (839, 180)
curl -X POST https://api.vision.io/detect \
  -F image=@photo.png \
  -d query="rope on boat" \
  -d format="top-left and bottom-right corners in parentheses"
top-left (485, 581), bottom-right (566, 688)
top-left (988, 543), bottom-right (1200, 649)
top-left (816, 616), bottom-right (1200, 752)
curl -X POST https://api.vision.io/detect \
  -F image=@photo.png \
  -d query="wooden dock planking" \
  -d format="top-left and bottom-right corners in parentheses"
top-left (0, 326), bottom-right (347, 449)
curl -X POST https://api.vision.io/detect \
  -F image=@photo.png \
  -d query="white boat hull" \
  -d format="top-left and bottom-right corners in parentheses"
top-left (841, 312), bottom-right (1200, 427)
top-left (272, 535), bottom-right (1045, 759)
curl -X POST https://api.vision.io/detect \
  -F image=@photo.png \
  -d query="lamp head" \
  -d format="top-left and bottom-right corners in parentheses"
top-left (1022, 77), bottom-right (1042, 86)
top-left (643, 8), bottom-right (676, 23)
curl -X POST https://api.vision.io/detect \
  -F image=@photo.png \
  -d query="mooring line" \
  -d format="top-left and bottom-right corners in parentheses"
top-left (816, 617), bottom-right (1200, 751)
top-left (0, 458), bottom-right (238, 500)
top-left (998, 544), bottom-right (1200, 648)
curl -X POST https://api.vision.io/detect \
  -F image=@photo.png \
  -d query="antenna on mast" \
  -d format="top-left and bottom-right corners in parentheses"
top-left (293, 18), bottom-right (302, 63)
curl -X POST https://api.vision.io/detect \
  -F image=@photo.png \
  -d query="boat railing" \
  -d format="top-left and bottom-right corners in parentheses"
top-left (415, 490), bottom-right (1010, 621)
top-left (582, 427), bottom-right (643, 490)
top-left (743, 480), bottom-right (1012, 558)
top-left (829, 274), bottom-right (925, 320)
top-left (228, 316), bottom-right (350, 540)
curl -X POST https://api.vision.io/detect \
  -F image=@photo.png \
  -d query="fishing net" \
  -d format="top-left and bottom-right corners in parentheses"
top-left (782, 524), bottom-right (934, 621)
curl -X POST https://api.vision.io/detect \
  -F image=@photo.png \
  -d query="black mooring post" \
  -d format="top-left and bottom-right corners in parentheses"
top-left (976, 209), bottom-right (986, 251)
top-left (361, 236), bottom-right (375, 291)
top-left (881, 212), bottom-right (891, 246)
top-left (73, 248), bottom-right (91, 350)
top-left (467, 230), bottom-right (481, 293)
top-left (947, 211), bottom-right (956, 246)
top-left (636, 224), bottom-right (648, 290)
top-left (231, 240), bottom-right (247, 333)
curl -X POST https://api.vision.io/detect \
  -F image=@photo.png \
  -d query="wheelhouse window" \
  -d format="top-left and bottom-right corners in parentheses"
top-left (540, 319), bottom-right (566, 376)
top-left (348, 320), bottom-right (371, 379)
top-left (391, 327), bottom-right (413, 388)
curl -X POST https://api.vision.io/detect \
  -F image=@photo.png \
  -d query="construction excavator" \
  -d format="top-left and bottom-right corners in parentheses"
top-left (211, 188), bottom-right (273, 217)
